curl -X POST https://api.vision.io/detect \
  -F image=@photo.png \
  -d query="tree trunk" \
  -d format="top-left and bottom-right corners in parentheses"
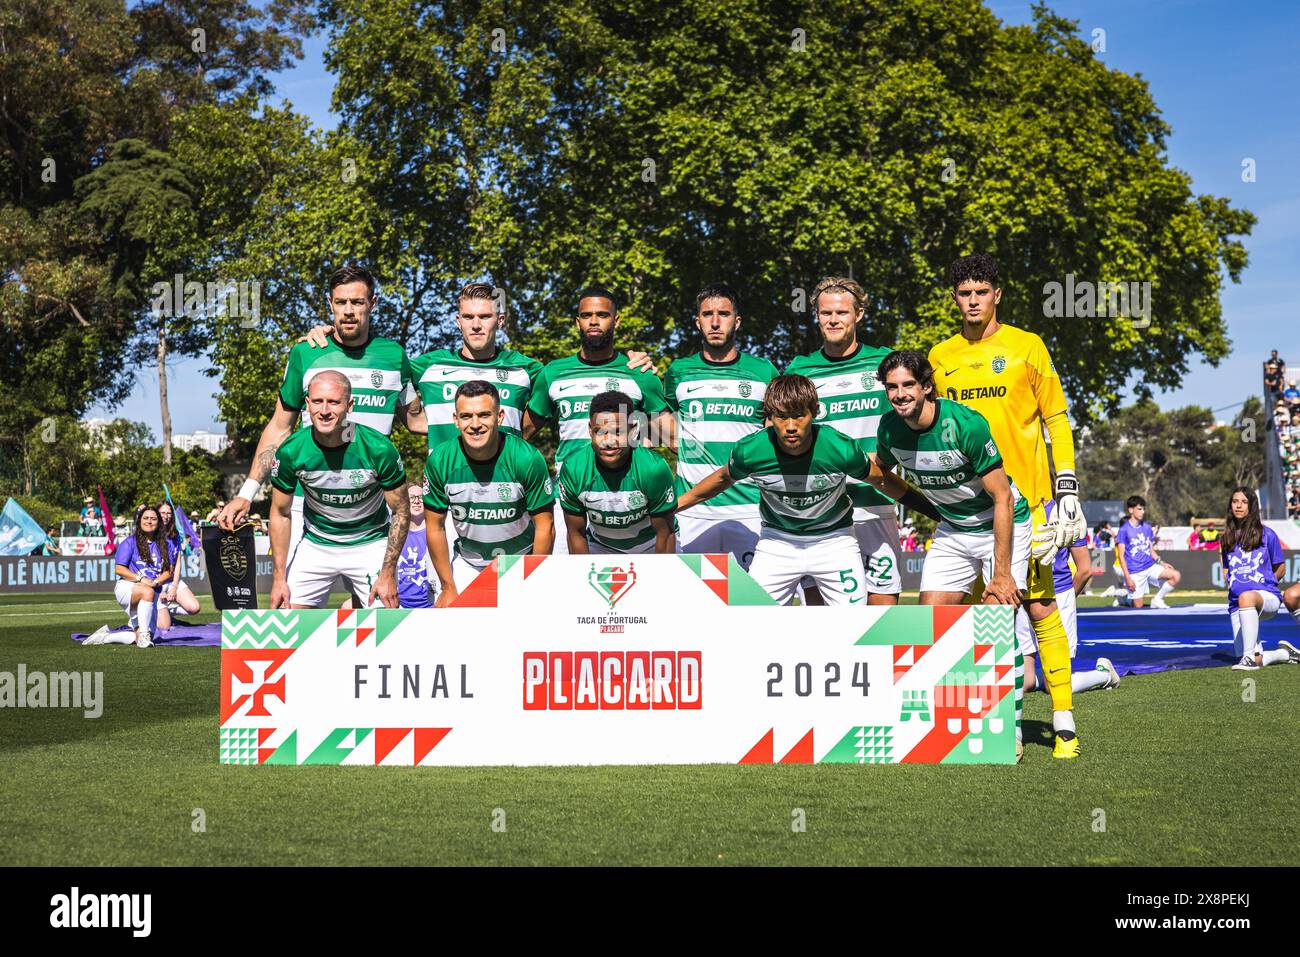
top-left (158, 313), bottom-right (172, 467)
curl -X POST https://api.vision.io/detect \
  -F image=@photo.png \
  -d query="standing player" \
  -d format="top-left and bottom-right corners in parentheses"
top-left (677, 375), bottom-right (933, 605)
top-left (1021, 499), bottom-right (1121, 695)
top-left (424, 381), bottom-right (556, 606)
top-left (787, 277), bottom-right (916, 604)
top-left (664, 283), bottom-right (778, 568)
top-left (929, 253), bottom-right (1085, 758)
top-left (217, 265), bottom-right (424, 534)
top-left (1222, 486), bottom-right (1300, 669)
top-left (559, 391), bottom-right (677, 554)
top-left (268, 371), bottom-right (410, 609)
top-left (1115, 495), bottom-right (1182, 609)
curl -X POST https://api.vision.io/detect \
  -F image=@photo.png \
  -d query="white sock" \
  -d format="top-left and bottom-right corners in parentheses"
top-left (1014, 653), bottom-right (1024, 745)
top-left (137, 596), bottom-right (157, 635)
top-left (1155, 579), bottom-right (1174, 602)
top-left (1237, 606), bottom-right (1260, 659)
top-left (1290, 606), bottom-right (1300, 625)
top-left (105, 631), bottom-right (136, 645)
top-left (1053, 710), bottom-right (1076, 735)
top-left (1262, 648), bottom-right (1290, 666)
top-left (1073, 667), bottom-right (1111, 693)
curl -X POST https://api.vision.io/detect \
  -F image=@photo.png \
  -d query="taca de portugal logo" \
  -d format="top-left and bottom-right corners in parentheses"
top-left (588, 563), bottom-right (637, 609)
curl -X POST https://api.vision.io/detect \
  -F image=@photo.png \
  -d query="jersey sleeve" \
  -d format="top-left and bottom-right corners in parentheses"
top-left (523, 446), bottom-right (557, 513)
top-left (114, 536), bottom-right (137, 570)
top-left (557, 459), bottom-right (585, 515)
top-left (269, 443), bottom-right (297, 494)
top-left (964, 413), bottom-right (1004, 476)
top-left (375, 438), bottom-right (406, 491)
top-left (727, 437), bottom-right (753, 480)
top-left (422, 451), bottom-right (448, 512)
top-left (398, 352), bottom-right (417, 406)
top-left (526, 365), bottom-right (555, 420)
top-left (841, 434), bottom-right (872, 481)
top-left (663, 363), bottom-right (681, 413)
top-left (638, 367), bottom-right (669, 415)
top-left (277, 346), bottom-right (304, 411)
top-left (1026, 333), bottom-right (1068, 421)
top-left (1268, 528), bottom-right (1285, 567)
top-left (522, 355), bottom-right (545, 406)
top-left (873, 418), bottom-right (898, 469)
top-left (1114, 524), bottom-right (1130, 550)
top-left (646, 456), bottom-right (678, 514)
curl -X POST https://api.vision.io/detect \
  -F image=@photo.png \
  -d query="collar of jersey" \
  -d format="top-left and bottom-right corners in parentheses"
top-left (577, 352), bottom-right (620, 367)
top-left (700, 351), bottom-right (741, 367)
top-left (457, 346), bottom-right (502, 364)
top-left (819, 342), bottom-right (862, 363)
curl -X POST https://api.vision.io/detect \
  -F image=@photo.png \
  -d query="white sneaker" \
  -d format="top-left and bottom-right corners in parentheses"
top-left (81, 625), bottom-right (111, 646)
top-left (1096, 657), bottom-right (1121, 689)
top-left (1111, 599), bottom-right (1121, 607)
top-left (1279, 640), bottom-right (1300, 664)
top-left (1150, 597), bottom-right (1170, 609)
top-left (1231, 654), bottom-right (1261, 671)
top-left (136, 630), bottom-right (154, 649)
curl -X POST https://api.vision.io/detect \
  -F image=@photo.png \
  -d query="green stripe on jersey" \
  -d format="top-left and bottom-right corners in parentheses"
top-left (279, 335), bottom-right (414, 436)
top-left (558, 444), bottom-right (676, 553)
top-left (664, 352), bottom-right (779, 517)
top-left (526, 353), bottom-right (670, 470)
top-left (786, 344), bottom-right (893, 509)
top-left (422, 432), bottom-right (556, 566)
top-left (269, 423), bottom-right (406, 546)
top-left (410, 347), bottom-right (544, 451)
top-left (875, 399), bottom-right (1031, 533)
top-left (726, 425), bottom-right (869, 536)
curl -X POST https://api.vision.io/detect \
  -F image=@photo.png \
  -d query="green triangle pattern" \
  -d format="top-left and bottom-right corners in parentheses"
top-left (375, 609), bottom-right (411, 644)
top-left (857, 606), bottom-right (933, 645)
top-left (497, 554), bottom-right (521, 577)
top-left (725, 555), bottom-right (776, 605)
top-left (973, 605), bottom-right (1014, 647)
top-left (819, 725), bottom-right (895, 764)
top-left (677, 553), bottom-right (702, 576)
top-left (263, 730), bottom-right (298, 765)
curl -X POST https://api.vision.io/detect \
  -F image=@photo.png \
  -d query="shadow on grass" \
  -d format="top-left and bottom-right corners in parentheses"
top-left (1022, 719), bottom-right (1055, 750)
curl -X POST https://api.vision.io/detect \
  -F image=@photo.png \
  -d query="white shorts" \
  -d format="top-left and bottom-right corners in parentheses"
top-left (1016, 579), bottom-right (1078, 657)
top-left (114, 579), bottom-right (157, 627)
top-left (920, 516), bottom-right (1032, 595)
top-left (1231, 592), bottom-right (1282, 657)
top-left (286, 536), bottom-right (388, 608)
top-left (854, 508), bottom-right (903, 595)
top-left (551, 500), bottom-right (569, 556)
top-left (589, 536), bottom-right (657, 555)
top-left (750, 529), bottom-right (868, 606)
top-left (676, 511), bottom-right (761, 569)
top-left (1126, 563), bottom-right (1168, 598)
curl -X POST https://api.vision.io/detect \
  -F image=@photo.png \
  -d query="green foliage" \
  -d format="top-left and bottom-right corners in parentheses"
top-left (9, 496), bottom-right (73, 532)
top-left (1077, 396), bottom-right (1265, 523)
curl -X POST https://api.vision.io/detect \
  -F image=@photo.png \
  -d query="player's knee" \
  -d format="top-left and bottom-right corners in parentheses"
top-left (132, 585), bottom-right (154, 603)
top-left (1240, 591), bottom-right (1260, 609)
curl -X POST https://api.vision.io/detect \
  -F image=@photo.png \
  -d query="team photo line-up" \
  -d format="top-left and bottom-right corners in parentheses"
top-left (108, 254), bottom-right (1300, 758)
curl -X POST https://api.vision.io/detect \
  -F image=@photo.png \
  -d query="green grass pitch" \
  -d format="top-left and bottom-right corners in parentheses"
top-left (0, 591), bottom-right (1296, 866)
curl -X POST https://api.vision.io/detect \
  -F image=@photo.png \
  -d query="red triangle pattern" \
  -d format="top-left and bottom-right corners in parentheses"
top-left (413, 728), bottom-right (452, 765)
top-left (373, 727), bottom-right (410, 765)
top-left (336, 608), bottom-right (354, 627)
top-left (258, 748), bottom-right (275, 764)
top-left (932, 605), bottom-right (968, 642)
top-left (739, 729), bottom-right (774, 764)
top-left (355, 626), bottom-right (375, 646)
top-left (779, 729), bottom-right (814, 764)
top-left (522, 555), bottom-right (548, 579)
top-left (705, 553), bottom-right (729, 576)
top-left (705, 579), bottom-right (728, 603)
top-left (452, 561), bottom-right (498, 607)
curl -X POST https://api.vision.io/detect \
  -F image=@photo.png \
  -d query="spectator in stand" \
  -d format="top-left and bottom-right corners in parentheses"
top-left (1265, 361), bottom-right (1283, 400)
top-left (204, 501), bottom-right (226, 524)
top-left (155, 500), bottom-right (201, 627)
top-left (1271, 349), bottom-right (1286, 374)
top-left (1188, 523), bottom-right (1204, 550)
top-left (40, 527), bottom-right (61, 555)
top-left (397, 482), bottom-right (437, 608)
top-left (80, 502), bottom-right (103, 536)
top-left (1286, 378), bottom-right (1300, 406)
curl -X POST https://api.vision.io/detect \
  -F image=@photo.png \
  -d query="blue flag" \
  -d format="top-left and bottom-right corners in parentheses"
top-left (163, 484), bottom-right (201, 554)
top-left (0, 498), bottom-right (49, 556)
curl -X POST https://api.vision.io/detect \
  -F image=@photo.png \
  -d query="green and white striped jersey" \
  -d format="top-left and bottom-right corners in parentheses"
top-left (526, 354), bottom-right (670, 471)
top-left (875, 399), bottom-right (1030, 533)
top-left (664, 352), bottom-right (779, 520)
top-left (279, 335), bottom-right (414, 435)
top-left (410, 347), bottom-right (544, 451)
top-left (785, 344), bottom-right (893, 512)
top-left (269, 423), bottom-right (406, 547)
top-left (558, 444), bottom-right (677, 553)
top-left (422, 433), bottom-right (556, 567)
top-left (726, 425), bottom-right (869, 537)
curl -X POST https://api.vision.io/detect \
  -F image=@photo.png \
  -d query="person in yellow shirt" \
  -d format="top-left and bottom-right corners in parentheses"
top-left (929, 253), bottom-right (1088, 760)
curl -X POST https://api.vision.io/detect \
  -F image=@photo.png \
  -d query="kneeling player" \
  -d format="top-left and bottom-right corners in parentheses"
top-left (677, 374), bottom-right (934, 605)
top-left (269, 371), bottom-right (410, 609)
top-left (1115, 496), bottom-right (1181, 608)
top-left (559, 390), bottom-right (677, 554)
top-left (1223, 486), bottom-right (1300, 670)
top-left (1018, 499), bottom-right (1120, 694)
top-left (424, 380), bottom-right (556, 606)
top-left (867, 350), bottom-right (1081, 759)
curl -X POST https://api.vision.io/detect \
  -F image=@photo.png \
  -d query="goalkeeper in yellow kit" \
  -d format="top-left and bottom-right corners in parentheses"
top-left (929, 254), bottom-right (1087, 760)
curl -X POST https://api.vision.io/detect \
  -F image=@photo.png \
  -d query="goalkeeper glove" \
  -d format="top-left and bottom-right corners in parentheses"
top-left (1030, 518), bottom-right (1059, 565)
top-left (1053, 469), bottom-right (1087, 548)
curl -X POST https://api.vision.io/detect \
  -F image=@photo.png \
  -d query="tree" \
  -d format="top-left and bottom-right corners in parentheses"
top-left (1076, 397), bottom-right (1264, 523)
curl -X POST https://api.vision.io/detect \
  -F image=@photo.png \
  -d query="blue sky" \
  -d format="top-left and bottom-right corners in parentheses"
top-left (96, 0), bottom-right (1297, 433)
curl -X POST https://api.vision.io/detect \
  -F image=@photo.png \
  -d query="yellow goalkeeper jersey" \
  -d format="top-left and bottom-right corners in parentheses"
top-left (929, 323), bottom-right (1070, 508)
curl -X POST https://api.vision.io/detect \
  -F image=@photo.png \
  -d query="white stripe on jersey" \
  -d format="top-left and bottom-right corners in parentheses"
top-left (674, 378), bottom-right (769, 402)
top-left (298, 468), bottom-right (379, 489)
top-left (419, 365), bottom-right (531, 389)
top-left (678, 419), bottom-right (762, 444)
top-left (888, 447), bottom-right (972, 471)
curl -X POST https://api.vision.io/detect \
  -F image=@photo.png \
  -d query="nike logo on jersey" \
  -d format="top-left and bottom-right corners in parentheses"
top-left (685, 385), bottom-right (707, 394)
top-left (557, 382), bottom-right (591, 393)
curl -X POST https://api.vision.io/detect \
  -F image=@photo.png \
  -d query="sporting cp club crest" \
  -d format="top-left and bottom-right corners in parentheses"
top-left (991, 355), bottom-right (1006, 374)
top-left (497, 483), bottom-right (513, 501)
top-left (349, 470), bottom-right (365, 487)
top-left (605, 378), bottom-right (620, 392)
top-left (861, 372), bottom-right (876, 389)
top-left (938, 451), bottom-right (955, 468)
top-left (496, 368), bottom-right (509, 382)
top-left (588, 563), bottom-right (637, 609)
top-left (370, 370), bottom-right (385, 388)
top-left (219, 534), bottom-right (248, 581)
top-left (738, 380), bottom-right (752, 398)
top-left (627, 491), bottom-right (646, 510)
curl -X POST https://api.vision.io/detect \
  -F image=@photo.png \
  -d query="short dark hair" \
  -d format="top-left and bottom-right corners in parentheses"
top-left (877, 349), bottom-right (936, 398)
top-left (763, 374), bottom-right (820, 419)
top-left (948, 253), bottom-right (1000, 289)
top-left (459, 281), bottom-right (497, 306)
top-left (1126, 495), bottom-right (1146, 510)
top-left (577, 285), bottom-right (619, 312)
top-left (455, 379), bottom-right (500, 405)
top-left (328, 264), bottom-right (377, 296)
top-left (695, 283), bottom-right (741, 316)
top-left (589, 390), bottom-right (635, 420)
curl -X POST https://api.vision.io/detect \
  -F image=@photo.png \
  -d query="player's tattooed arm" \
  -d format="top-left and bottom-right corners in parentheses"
top-left (219, 398), bottom-right (299, 530)
top-left (867, 453), bottom-right (940, 522)
top-left (676, 465), bottom-right (734, 512)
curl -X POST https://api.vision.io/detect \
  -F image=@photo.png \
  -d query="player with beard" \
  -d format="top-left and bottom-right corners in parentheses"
top-left (664, 283), bottom-right (778, 568)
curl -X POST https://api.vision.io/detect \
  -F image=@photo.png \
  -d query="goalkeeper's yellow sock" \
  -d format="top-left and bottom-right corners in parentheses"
top-left (1033, 609), bottom-right (1075, 732)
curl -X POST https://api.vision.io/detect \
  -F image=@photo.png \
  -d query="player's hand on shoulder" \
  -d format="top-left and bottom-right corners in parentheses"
top-left (299, 324), bottom-right (335, 349)
top-left (627, 350), bottom-right (657, 374)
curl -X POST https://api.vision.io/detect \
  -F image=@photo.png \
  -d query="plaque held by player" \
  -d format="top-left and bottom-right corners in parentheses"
top-left (202, 524), bottom-right (258, 609)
